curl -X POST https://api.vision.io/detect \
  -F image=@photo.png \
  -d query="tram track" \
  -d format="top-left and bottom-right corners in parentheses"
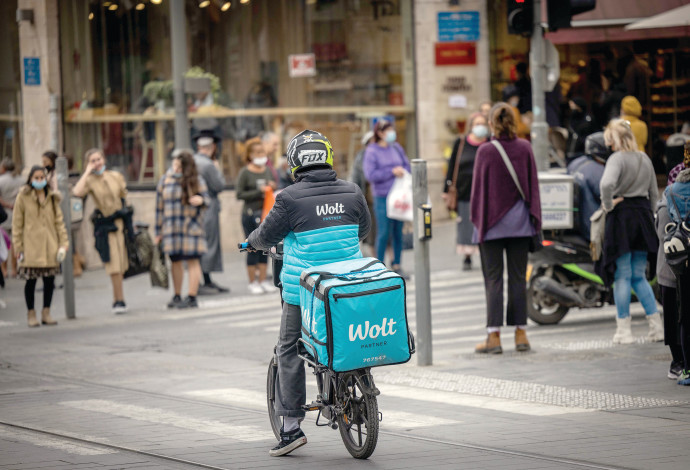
top-left (1, 366), bottom-right (633, 470)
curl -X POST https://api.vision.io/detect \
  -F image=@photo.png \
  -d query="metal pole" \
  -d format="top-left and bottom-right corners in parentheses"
top-left (530, 0), bottom-right (549, 171)
top-left (170, 0), bottom-right (190, 149)
top-left (411, 159), bottom-right (432, 366)
top-left (57, 157), bottom-right (75, 319)
top-left (49, 94), bottom-right (59, 152)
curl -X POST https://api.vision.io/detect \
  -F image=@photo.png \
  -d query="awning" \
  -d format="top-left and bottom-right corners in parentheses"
top-left (544, 0), bottom-right (690, 44)
top-left (625, 4), bottom-right (690, 30)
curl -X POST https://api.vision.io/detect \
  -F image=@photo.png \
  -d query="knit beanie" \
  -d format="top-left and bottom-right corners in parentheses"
top-left (621, 96), bottom-right (642, 117)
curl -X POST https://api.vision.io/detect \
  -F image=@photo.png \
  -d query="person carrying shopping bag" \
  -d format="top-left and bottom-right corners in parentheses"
top-left (363, 119), bottom-right (411, 279)
top-left (12, 165), bottom-right (69, 327)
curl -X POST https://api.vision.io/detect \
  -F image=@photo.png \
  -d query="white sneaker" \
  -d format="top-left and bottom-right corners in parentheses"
top-left (612, 316), bottom-right (635, 344)
top-left (646, 313), bottom-right (664, 342)
top-left (260, 280), bottom-right (277, 293)
top-left (248, 281), bottom-right (264, 295)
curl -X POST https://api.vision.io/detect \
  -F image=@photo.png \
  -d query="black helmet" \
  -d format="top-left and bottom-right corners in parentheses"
top-left (584, 132), bottom-right (610, 162)
top-left (286, 130), bottom-right (334, 175)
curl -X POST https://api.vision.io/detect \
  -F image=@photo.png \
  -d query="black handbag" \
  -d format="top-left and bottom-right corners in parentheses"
top-left (150, 242), bottom-right (169, 289)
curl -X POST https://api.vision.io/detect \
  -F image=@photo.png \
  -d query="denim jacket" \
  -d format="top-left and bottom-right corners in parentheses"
top-left (666, 169), bottom-right (690, 223)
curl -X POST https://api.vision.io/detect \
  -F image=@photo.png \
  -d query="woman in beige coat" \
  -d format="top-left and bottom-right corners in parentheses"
top-left (73, 148), bottom-right (129, 314)
top-left (12, 166), bottom-right (69, 327)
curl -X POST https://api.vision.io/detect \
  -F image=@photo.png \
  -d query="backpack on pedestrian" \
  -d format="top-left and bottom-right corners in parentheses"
top-left (664, 191), bottom-right (690, 276)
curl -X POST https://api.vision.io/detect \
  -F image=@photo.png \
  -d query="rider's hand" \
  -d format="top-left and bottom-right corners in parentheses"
top-left (189, 195), bottom-right (204, 206)
top-left (243, 238), bottom-right (257, 252)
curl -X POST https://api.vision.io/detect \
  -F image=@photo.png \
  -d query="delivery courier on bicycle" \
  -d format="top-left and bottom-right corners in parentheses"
top-left (246, 130), bottom-right (371, 456)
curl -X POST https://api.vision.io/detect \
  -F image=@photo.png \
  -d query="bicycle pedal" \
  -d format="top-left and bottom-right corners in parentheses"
top-left (302, 401), bottom-right (322, 412)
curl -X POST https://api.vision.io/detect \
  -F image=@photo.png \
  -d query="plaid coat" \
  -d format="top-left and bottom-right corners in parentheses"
top-left (155, 172), bottom-right (210, 257)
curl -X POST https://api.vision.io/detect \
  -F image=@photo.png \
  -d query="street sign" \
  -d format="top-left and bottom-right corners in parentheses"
top-left (438, 11), bottom-right (480, 42)
top-left (288, 53), bottom-right (316, 78)
top-left (435, 42), bottom-right (477, 66)
top-left (23, 57), bottom-right (40, 86)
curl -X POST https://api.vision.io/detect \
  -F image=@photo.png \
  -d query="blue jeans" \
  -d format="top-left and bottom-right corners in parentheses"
top-left (373, 196), bottom-right (403, 266)
top-left (613, 251), bottom-right (658, 319)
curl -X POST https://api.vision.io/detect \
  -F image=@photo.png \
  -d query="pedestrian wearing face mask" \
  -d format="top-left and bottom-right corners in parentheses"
top-left (73, 148), bottom-right (130, 314)
top-left (236, 141), bottom-right (277, 294)
top-left (12, 166), bottom-right (68, 327)
top-left (155, 150), bottom-right (210, 309)
top-left (442, 112), bottom-right (490, 271)
top-left (41, 150), bottom-right (59, 192)
top-left (363, 119), bottom-right (411, 279)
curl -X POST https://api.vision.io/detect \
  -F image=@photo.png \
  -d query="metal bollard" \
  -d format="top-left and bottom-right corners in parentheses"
top-left (411, 159), bottom-right (432, 366)
top-left (57, 157), bottom-right (76, 319)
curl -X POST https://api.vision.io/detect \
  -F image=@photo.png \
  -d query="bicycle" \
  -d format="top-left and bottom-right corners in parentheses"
top-left (239, 242), bottom-right (382, 459)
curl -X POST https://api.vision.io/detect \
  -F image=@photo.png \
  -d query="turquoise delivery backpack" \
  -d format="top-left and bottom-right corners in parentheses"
top-left (299, 257), bottom-right (414, 372)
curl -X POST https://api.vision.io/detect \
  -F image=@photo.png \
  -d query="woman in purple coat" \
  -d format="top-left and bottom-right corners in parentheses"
top-left (363, 119), bottom-right (411, 278)
top-left (471, 103), bottom-right (542, 354)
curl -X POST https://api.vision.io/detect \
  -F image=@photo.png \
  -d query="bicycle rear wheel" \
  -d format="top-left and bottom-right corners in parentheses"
top-left (266, 356), bottom-right (281, 440)
top-left (336, 370), bottom-right (379, 459)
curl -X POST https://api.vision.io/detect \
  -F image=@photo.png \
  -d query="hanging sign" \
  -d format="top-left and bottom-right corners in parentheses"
top-left (438, 11), bottom-right (480, 42)
top-left (435, 42), bottom-right (477, 66)
top-left (288, 53), bottom-right (317, 78)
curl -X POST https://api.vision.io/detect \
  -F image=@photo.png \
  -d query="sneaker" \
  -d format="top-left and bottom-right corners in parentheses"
top-left (167, 295), bottom-right (182, 309)
top-left (176, 296), bottom-right (198, 309)
top-left (462, 257), bottom-right (472, 271)
top-left (197, 284), bottom-right (218, 296)
top-left (269, 428), bottom-right (307, 457)
top-left (668, 361), bottom-right (683, 380)
top-left (260, 280), bottom-right (277, 293)
top-left (678, 370), bottom-right (690, 386)
top-left (248, 281), bottom-right (264, 295)
top-left (112, 301), bottom-right (128, 314)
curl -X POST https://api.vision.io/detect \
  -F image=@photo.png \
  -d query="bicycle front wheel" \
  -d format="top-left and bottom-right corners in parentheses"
top-left (337, 370), bottom-right (379, 459)
top-left (266, 356), bottom-right (281, 440)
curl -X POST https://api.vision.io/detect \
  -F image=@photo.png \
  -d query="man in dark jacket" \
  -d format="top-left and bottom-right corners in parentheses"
top-left (193, 130), bottom-right (229, 296)
top-left (247, 130), bottom-right (371, 456)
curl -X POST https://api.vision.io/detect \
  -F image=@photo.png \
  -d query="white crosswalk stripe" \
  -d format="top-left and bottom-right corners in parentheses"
top-left (0, 426), bottom-right (117, 455)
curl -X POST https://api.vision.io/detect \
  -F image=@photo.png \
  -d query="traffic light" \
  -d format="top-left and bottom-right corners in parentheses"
top-left (547, 0), bottom-right (597, 31)
top-left (507, 0), bottom-right (534, 36)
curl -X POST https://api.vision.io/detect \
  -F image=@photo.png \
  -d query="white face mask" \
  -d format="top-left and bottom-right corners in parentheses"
top-left (252, 157), bottom-right (268, 167)
top-left (472, 125), bottom-right (489, 139)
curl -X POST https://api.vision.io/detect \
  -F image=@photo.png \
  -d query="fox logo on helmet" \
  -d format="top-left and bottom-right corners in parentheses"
top-left (287, 129), bottom-right (334, 175)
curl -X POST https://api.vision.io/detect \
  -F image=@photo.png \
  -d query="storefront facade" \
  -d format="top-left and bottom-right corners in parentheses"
top-left (6, 0), bottom-right (493, 262)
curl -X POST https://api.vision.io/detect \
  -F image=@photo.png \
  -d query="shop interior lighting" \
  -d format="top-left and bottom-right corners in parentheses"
top-left (88, 11), bottom-right (94, 20)
top-left (103, 1), bottom-right (112, 6)
top-left (151, 0), bottom-right (162, 4)
top-left (109, 3), bottom-right (119, 11)
top-left (199, 0), bottom-right (211, 7)
top-left (136, 2), bottom-right (145, 10)
top-left (221, 1), bottom-right (231, 11)
top-left (240, 0), bottom-right (250, 4)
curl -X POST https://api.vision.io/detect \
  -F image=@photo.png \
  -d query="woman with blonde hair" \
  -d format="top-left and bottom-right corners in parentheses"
top-left (597, 118), bottom-right (662, 344)
top-left (470, 102), bottom-right (542, 354)
top-left (73, 148), bottom-right (129, 314)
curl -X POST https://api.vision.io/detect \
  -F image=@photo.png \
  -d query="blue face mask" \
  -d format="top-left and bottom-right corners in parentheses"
top-left (172, 172), bottom-right (182, 179)
top-left (31, 180), bottom-right (47, 190)
top-left (95, 166), bottom-right (106, 175)
top-left (384, 130), bottom-right (397, 143)
top-left (472, 125), bottom-right (489, 139)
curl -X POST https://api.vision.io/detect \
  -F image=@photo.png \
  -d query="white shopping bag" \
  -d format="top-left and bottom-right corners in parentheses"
top-left (0, 232), bottom-right (7, 263)
top-left (386, 172), bottom-right (414, 222)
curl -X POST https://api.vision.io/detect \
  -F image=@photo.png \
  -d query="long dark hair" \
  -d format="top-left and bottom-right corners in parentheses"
top-left (174, 151), bottom-right (200, 205)
top-left (26, 165), bottom-right (47, 188)
top-left (42, 150), bottom-right (58, 171)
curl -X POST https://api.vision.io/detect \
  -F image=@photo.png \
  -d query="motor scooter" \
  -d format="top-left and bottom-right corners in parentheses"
top-left (526, 232), bottom-right (659, 325)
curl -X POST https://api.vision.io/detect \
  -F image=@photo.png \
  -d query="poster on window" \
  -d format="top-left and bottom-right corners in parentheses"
top-left (288, 54), bottom-right (317, 78)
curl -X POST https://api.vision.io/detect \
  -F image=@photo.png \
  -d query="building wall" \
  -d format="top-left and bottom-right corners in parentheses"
top-left (413, 0), bottom-right (491, 211)
top-left (18, 0), bottom-right (62, 168)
